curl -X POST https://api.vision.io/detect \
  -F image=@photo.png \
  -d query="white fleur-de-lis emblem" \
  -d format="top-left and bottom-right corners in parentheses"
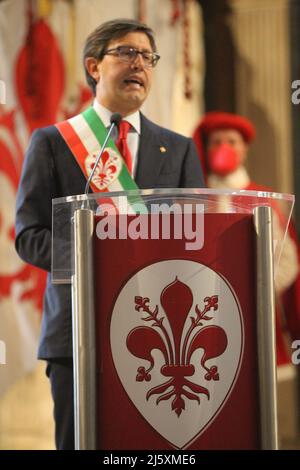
top-left (111, 260), bottom-right (244, 449)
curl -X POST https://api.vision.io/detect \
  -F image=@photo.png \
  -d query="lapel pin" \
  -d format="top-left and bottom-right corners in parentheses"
top-left (160, 146), bottom-right (167, 153)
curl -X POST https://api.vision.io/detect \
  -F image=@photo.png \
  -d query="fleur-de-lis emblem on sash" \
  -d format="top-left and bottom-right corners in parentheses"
top-left (85, 148), bottom-right (122, 190)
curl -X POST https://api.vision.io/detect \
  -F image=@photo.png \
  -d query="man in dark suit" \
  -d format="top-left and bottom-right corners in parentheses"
top-left (15, 19), bottom-right (204, 450)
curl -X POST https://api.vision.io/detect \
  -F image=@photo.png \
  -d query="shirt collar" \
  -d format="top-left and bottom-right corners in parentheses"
top-left (93, 99), bottom-right (141, 134)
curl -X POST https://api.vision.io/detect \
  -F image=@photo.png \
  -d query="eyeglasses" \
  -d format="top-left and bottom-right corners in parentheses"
top-left (103, 46), bottom-right (160, 68)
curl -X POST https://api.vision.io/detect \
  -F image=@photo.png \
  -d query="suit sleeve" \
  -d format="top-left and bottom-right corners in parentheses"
top-left (15, 128), bottom-right (57, 272)
top-left (180, 138), bottom-right (205, 188)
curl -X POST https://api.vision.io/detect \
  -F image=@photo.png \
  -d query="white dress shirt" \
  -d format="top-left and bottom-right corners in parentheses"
top-left (93, 99), bottom-right (141, 177)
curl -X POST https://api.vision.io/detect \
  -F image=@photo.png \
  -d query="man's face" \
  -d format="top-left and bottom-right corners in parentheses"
top-left (207, 129), bottom-right (248, 163)
top-left (88, 32), bottom-right (154, 116)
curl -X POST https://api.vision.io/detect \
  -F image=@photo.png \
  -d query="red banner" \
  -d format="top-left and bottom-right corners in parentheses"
top-left (94, 213), bottom-right (259, 450)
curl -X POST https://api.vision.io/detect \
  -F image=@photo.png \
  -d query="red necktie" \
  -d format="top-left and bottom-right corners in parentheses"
top-left (115, 120), bottom-right (132, 174)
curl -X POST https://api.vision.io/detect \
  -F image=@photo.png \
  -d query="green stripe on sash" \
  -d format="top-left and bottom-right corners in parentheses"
top-left (83, 107), bottom-right (147, 213)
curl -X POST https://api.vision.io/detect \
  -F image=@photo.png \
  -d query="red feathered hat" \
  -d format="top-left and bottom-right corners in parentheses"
top-left (192, 111), bottom-right (256, 179)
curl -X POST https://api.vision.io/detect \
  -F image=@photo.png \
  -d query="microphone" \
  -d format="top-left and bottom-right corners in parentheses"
top-left (84, 112), bottom-right (122, 197)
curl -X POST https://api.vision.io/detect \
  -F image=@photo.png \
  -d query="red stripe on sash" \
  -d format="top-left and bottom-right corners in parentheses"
top-left (56, 120), bottom-right (89, 160)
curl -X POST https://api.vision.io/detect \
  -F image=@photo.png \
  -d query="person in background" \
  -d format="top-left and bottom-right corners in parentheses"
top-left (193, 110), bottom-right (300, 366)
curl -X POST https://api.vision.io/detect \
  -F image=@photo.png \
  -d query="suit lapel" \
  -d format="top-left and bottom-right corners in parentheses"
top-left (135, 114), bottom-right (165, 188)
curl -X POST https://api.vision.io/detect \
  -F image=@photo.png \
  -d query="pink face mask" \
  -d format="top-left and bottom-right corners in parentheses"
top-left (208, 143), bottom-right (241, 176)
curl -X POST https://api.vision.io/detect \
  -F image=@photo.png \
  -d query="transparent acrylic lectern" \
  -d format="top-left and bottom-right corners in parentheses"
top-left (52, 188), bottom-right (294, 450)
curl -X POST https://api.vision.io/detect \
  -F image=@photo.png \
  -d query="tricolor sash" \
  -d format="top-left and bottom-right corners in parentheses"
top-left (55, 106), bottom-right (139, 194)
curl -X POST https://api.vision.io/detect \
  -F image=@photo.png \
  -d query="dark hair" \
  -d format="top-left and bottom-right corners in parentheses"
top-left (83, 18), bottom-right (157, 95)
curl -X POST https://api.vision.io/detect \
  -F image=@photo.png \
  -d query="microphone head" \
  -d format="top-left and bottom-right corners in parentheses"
top-left (110, 113), bottom-right (122, 126)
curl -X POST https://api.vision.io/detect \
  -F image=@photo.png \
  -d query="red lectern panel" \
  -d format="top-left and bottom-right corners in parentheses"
top-left (93, 213), bottom-right (259, 450)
